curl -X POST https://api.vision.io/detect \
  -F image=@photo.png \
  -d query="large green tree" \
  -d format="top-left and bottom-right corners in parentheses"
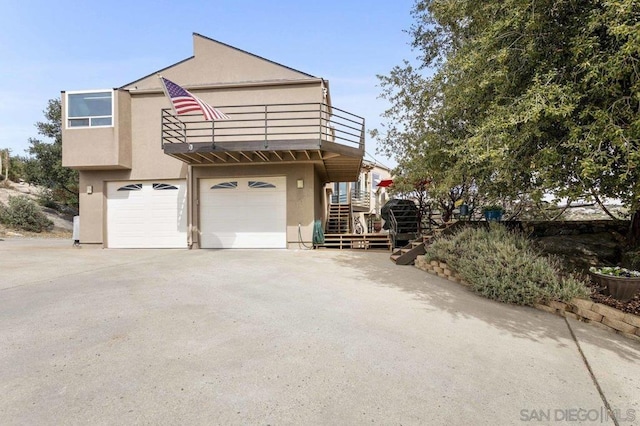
top-left (375, 0), bottom-right (639, 239)
top-left (23, 98), bottom-right (79, 208)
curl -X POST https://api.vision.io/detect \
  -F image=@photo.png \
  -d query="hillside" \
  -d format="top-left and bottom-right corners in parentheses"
top-left (0, 180), bottom-right (73, 238)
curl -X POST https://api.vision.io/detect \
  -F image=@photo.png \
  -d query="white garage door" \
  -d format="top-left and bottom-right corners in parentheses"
top-left (200, 177), bottom-right (286, 248)
top-left (106, 180), bottom-right (187, 248)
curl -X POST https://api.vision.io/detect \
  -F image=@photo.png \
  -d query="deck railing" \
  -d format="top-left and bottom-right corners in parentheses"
top-left (351, 189), bottom-right (371, 209)
top-left (332, 188), bottom-right (370, 209)
top-left (161, 102), bottom-right (364, 150)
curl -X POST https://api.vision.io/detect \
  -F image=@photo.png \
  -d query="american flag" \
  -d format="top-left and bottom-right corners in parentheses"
top-left (159, 77), bottom-right (230, 121)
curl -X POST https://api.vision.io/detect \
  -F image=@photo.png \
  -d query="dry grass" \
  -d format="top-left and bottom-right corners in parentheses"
top-left (0, 223), bottom-right (72, 239)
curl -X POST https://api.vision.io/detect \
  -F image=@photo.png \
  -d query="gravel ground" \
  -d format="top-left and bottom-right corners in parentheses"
top-left (590, 285), bottom-right (640, 316)
top-left (0, 225), bottom-right (72, 239)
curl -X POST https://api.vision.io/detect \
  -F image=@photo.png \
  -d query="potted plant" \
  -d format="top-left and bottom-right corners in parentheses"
top-left (482, 205), bottom-right (504, 221)
top-left (589, 266), bottom-right (640, 301)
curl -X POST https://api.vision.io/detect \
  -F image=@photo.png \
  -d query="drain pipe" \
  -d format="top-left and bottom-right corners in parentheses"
top-left (187, 164), bottom-right (194, 249)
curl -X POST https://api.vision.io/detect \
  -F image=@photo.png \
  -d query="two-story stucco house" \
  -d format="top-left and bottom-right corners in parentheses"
top-left (62, 33), bottom-right (365, 249)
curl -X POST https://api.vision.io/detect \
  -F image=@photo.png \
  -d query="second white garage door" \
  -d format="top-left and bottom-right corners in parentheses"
top-left (200, 177), bottom-right (286, 248)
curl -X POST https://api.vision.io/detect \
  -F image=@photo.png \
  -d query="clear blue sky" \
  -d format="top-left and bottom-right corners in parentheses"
top-left (0, 0), bottom-right (418, 168)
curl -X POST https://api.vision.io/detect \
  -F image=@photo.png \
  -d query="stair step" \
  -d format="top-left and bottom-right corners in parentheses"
top-left (317, 233), bottom-right (391, 251)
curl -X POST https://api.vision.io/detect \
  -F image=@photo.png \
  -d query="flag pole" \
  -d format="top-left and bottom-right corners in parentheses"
top-left (158, 74), bottom-right (178, 116)
top-left (158, 74), bottom-right (187, 144)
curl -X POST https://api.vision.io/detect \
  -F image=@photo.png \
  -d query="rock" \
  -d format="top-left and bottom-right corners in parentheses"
top-left (6, 231), bottom-right (24, 237)
top-left (41, 206), bottom-right (74, 231)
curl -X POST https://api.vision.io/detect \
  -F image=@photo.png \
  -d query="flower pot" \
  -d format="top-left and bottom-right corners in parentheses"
top-left (589, 271), bottom-right (640, 301)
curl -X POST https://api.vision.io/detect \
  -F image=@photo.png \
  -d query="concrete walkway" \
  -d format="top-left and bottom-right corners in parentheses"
top-left (0, 239), bottom-right (638, 425)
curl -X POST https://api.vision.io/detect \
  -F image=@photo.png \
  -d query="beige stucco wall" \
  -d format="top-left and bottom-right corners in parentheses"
top-left (77, 173), bottom-right (106, 244)
top-left (62, 90), bottom-right (132, 170)
top-left (116, 91), bottom-right (132, 168)
top-left (314, 171), bottom-right (325, 224)
top-left (131, 81), bottom-right (324, 116)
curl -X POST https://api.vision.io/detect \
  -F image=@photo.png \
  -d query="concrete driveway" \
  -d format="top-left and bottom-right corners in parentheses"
top-left (1, 239), bottom-right (638, 425)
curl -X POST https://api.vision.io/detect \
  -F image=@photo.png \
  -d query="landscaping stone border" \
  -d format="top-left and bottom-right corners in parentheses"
top-left (414, 257), bottom-right (640, 343)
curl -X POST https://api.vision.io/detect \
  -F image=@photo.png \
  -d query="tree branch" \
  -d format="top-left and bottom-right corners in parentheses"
top-left (591, 189), bottom-right (623, 221)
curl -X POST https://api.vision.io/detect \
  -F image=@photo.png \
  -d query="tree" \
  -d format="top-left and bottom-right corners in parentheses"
top-left (375, 0), bottom-right (639, 242)
top-left (23, 98), bottom-right (79, 209)
top-left (0, 149), bottom-right (8, 182)
top-left (8, 155), bottom-right (26, 182)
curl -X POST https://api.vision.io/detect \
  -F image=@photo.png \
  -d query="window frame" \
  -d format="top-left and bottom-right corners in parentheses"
top-left (66, 89), bottom-right (114, 129)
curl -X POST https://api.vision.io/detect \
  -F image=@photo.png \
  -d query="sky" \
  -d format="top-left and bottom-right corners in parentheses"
top-left (0, 0), bottom-right (419, 169)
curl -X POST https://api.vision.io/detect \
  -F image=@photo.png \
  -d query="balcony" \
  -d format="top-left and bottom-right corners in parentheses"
top-left (331, 188), bottom-right (371, 211)
top-left (161, 102), bottom-right (364, 182)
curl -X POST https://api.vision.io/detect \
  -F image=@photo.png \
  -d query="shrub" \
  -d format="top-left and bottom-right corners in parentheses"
top-left (621, 250), bottom-right (640, 271)
top-left (424, 224), bottom-right (589, 306)
top-left (0, 195), bottom-right (53, 232)
top-left (36, 188), bottom-right (59, 210)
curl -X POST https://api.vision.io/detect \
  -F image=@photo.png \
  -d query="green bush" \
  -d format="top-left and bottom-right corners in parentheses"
top-left (36, 188), bottom-right (59, 210)
top-left (424, 224), bottom-right (589, 306)
top-left (621, 250), bottom-right (640, 271)
top-left (0, 195), bottom-right (53, 233)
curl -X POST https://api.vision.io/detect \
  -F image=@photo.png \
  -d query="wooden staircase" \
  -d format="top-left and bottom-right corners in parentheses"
top-left (317, 203), bottom-right (392, 250)
top-left (390, 221), bottom-right (461, 265)
top-left (326, 203), bottom-right (351, 233)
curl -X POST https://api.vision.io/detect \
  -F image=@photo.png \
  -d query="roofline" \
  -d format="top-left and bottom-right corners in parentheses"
top-left (119, 56), bottom-right (193, 89)
top-left (125, 78), bottom-right (325, 95)
top-left (363, 159), bottom-right (392, 172)
top-left (119, 33), bottom-right (318, 90)
top-left (193, 33), bottom-right (317, 79)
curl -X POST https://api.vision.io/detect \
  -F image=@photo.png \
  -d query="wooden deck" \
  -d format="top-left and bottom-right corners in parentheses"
top-left (315, 233), bottom-right (391, 251)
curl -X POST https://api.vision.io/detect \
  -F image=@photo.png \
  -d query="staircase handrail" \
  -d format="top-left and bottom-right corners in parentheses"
top-left (325, 202), bottom-right (331, 232)
top-left (389, 209), bottom-right (399, 240)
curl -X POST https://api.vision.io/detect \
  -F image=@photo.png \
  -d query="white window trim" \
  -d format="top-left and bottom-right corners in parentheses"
top-left (66, 89), bottom-right (115, 130)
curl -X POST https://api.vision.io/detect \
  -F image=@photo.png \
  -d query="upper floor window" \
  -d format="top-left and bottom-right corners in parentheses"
top-left (66, 90), bottom-right (113, 128)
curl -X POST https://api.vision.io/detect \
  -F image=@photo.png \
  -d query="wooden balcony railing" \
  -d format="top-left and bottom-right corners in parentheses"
top-left (331, 188), bottom-right (371, 209)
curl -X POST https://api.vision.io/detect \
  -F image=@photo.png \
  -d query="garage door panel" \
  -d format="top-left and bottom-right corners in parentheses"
top-left (205, 232), bottom-right (285, 249)
top-left (200, 177), bottom-right (286, 249)
top-left (107, 180), bottom-right (187, 248)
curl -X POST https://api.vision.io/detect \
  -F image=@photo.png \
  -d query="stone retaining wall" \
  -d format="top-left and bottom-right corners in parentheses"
top-left (512, 219), bottom-right (630, 237)
top-left (414, 257), bottom-right (640, 343)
